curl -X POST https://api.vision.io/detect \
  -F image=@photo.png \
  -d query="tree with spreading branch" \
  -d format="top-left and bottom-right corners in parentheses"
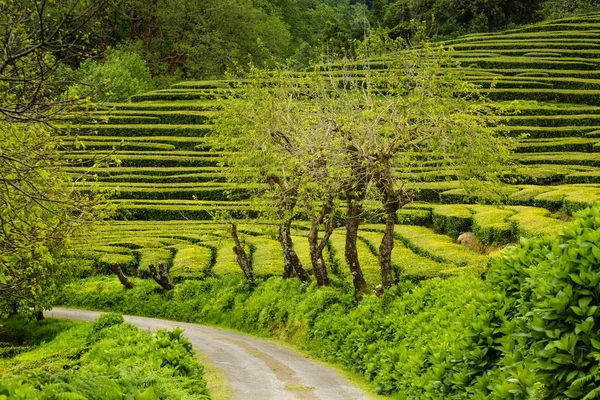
top-left (217, 40), bottom-right (513, 297)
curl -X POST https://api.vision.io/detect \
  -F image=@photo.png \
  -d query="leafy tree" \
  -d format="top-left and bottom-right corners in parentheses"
top-left (339, 40), bottom-right (512, 291)
top-left (217, 40), bottom-right (512, 297)
top-left (0, 0), bottom-right (109, 122)
top-left (375, 0), bottom-right (543, 39)
top-left (538, 0), bottom-right (599, 20)
top-left (109, 0), bottom-right (292, 79)
top-left (0, 122), bottom-right (102, 318)
top-left (0, 0), bottom-right (107, 318)
top-left (216, 71), bottom-right (316, 283)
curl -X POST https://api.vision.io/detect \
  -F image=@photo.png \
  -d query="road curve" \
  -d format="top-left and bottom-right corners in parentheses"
top-left (47, 307), bottom-right (372, 400)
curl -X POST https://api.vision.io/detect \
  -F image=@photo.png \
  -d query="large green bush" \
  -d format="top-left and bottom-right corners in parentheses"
top-left (67, 50), bottom-right (154, 102)
top-left (485, 204), bottom-right (600, 399)
top-left (0, 316), bottom-right (210, 399)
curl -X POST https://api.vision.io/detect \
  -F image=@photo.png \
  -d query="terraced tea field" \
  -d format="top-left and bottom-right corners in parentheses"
top-left (65, 13), bottom-right (600, 287)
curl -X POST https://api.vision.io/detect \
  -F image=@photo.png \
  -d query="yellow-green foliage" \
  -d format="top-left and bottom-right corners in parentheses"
top-left (137, 248), bottom-right (173, 277)
top-left (358, 230), bottom-right (458, 281)
top-left (469, 205), bottom-right (516, 245)
top-left (507, 205), bottom-right (566, 236)
top-left (171, 245), bottom-right (213, 281)
top-left (209, 239), bottom-right (249, 278)
top-left (246, 237), bottom-right (283, 276)
top-left (432, 204), bottom-right (473, 238)
top-left (94, 253), bottom-right (137, 275)
top-left (329, 231), bottom-right (381, 287)
top-left (394, 225), bottom-right (488, 267)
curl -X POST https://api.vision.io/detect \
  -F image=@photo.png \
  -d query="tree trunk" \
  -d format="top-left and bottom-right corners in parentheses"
top-left (373, 154), bottom-right (412, 292)
top-left (36, 310), bottom-right (44, 321)
top-left (279, 220), bottom-right (311, 283)
top-left (113, 264), bottom-right (134, 289)
top-left (149, 262), bottom-right (174, 290)
top-left (308, 217), bottom-right (333, 286)
top-left (231, 223), bottom-right (254, 281)
top-left (379, 210), bottom-right (396, 289)
top-left (345, 197), bottom-right (368, 298)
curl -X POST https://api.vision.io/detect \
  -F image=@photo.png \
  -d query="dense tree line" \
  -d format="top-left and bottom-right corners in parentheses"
top-left (70, 0), bottom-right (600, 82)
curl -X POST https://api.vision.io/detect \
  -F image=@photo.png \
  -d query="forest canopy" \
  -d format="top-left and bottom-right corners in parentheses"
top-left (68, 0), bottom-right (600, 83)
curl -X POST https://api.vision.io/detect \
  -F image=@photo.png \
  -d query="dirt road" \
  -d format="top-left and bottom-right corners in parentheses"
top-left (47, 308), bottom-right (372, 400)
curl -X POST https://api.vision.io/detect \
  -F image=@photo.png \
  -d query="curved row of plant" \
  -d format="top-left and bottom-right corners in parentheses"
top-left (57, 204), bottom-right (600, 399)
top-left (0, 314), bottom-right (210, 399)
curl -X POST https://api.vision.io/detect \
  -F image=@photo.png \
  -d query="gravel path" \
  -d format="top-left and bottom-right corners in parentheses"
top-left (47, 307), bottom-right (372, 400)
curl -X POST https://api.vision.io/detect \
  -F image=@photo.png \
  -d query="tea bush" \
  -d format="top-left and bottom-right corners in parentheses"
top-left (0, 315), bottom-right (210, 399)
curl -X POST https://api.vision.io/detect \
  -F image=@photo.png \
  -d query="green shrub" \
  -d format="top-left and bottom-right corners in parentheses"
top-left (0, 314), bottom-right (210, 399)
top-left (485, 204), bottom-right (600, 398)
top-left (170, 245), bottom-right (214, 282)
top-left (393, 225), bottom-right (487, 267)
top-left (432, 204), bottom-right (473, 238)
top-left (94, 253), bottom-right (137, 275)
top-left (137, 248), bottom-right (173, 277)
top-left (87, 313), bottom-right (125, 343)
top-left (66, 123), bottom-right (213, 137)
top-left (470, 205), bottom-right (516, 245)
top-left (110, 101), bottom-right (220, 111)
top-left (67, 50), bottom-right (154, 102)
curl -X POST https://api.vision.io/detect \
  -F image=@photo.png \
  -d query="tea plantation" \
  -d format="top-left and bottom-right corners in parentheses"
top-left (45, 12), bottom-right (600, 399)
top-left (57, 13), bottom-right (600, 287)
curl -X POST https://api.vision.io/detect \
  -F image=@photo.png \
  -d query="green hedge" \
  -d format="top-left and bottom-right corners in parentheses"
top-left (170, 244), bottom-right (215, 282)
top-left (62, 140), bottom-right (177, 151)
top-left (507, 185), bottom-right (554, 205)
top-left (64, 154), bottom-right (222, 168)
top-left (130, 91), bottom-right (223, 102)
top-left (98, 172), bottom-right (227, 183)
top-left (245, 236), bottom-right (285, 278)
top-left (99, 110), bottom-right (216, 125)
top-left (397, 207), bottom-right (432, 225)
top-left (451, 41), bottom-right (600, 52)
top-left (515, 138), bottom-right (597, 153)
top-left (566, 171), bottom-right (600, 183)
top-left (114, 204), bottom-right (257, 220)
top-left (66, 124), bottom-right (214, 137)
top-left (67, 166), bottom-right (222, 176)
top-left (328, 231), bottom-right (380, 286)
top-left (110, 101), bottom-right (220, 111)
top-left (460, 57), bottom-right (600, 71)
top-left (469, 205), bottom-right (515, 245)
top-left (93, 252), bottom-right (137, 275)
top-left (82, 185), bottom-right (256, 201)
top-left (358, 230), bottom-right (459, 281)
top-left (516, 152), bottom-right (600, 167)
top-left (137, 248), bottom-right (173, 278)
top-left (391, 225), bottom-right (487, 267)
top-left (431, 204), bottom-right (473, 238)
top-left (502, 114), bottom-right (600, 127)
top-left (507, 205), bottom-right (565, 237)
top-left (485, 88), bottom-right (600, 105)
top-left (101, 115), bottom-right (161, 124)
top-left (171, 80), bottom-right (233, 89)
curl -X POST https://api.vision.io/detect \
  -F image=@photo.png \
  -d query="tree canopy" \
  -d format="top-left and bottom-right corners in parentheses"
top-left (216, 41), bottom-right (513, 296)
